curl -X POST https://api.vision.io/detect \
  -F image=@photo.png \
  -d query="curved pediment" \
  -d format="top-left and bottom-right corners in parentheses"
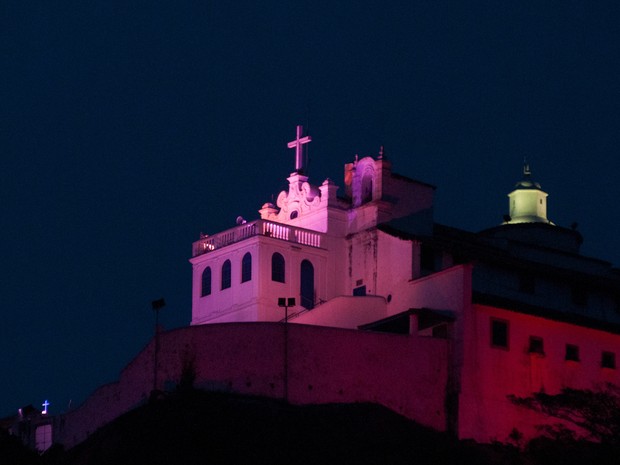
top-left (274, 175), bottom-right (322, 222)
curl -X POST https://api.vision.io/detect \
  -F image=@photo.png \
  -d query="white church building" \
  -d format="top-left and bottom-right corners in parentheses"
top-left (53, 125), bottom-right (620, 447)
top-left (190, 127), bottom-right (437, 328)
top-left (188, 125), bottom-right (620, 440)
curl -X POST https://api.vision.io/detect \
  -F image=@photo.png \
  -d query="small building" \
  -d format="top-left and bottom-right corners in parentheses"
top-left (2, 403), bottom-right (55, 453)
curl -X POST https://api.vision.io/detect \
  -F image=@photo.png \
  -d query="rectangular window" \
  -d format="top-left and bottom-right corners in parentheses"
top-left (602, 351), bottom-right (616, 369)
top-left (528, 336), bottom-right (544, 355)
top-left (491, 319), bottom-right (509, 349)
top-left (35, 424), bottom-right (52, 452)
top-left (420, 245), bottom-right (436, 272)
top-left (565, 344), bottom-right (580, 361)
top-left (353, 285), bottom-right (367, 296)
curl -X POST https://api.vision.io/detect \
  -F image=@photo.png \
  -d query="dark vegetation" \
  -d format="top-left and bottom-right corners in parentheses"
top-left (508, 383), bottom-right (620, 465)
top-left (2, 388), bottom-right (619, 465)
top-left (509, 382), bottom-right (620, 445)
top-left (0, 427), bottom-right (40, 465)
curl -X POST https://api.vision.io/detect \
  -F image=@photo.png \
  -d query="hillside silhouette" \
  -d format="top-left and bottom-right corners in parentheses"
top-left (63, 390), bottom-right (474, 465)
top-left (4, 389), bottom-right (619, 465)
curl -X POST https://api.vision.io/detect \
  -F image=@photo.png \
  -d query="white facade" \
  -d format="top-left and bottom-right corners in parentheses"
top-left (190, 144), bottom-right (436, 327)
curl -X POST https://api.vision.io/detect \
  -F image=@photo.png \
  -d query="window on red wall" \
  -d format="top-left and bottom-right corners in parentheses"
top-left (565, 344), bottom-right (580, 361)
top-left (602, 351), bottom-right (616, 369)
top-left (528, 336), bottom-right (544, 355)
top-left (491, 319), bottom-right (509, 349)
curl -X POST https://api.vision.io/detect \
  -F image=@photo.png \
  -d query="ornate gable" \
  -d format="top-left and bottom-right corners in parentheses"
top-left (260, 173), bottom-right (323, 223)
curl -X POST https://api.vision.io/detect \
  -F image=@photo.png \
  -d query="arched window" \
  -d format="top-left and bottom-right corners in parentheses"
top-left (272, 252), bottom-right (285, 283)
top-left (221, 260), bottom-right (231, 290)
top-left (300, 259), bottom-right (314, 309)
top-left (361, 172), bottom-right (373, 204)
top-left (241, 252), bottom-right (252, 283)
top-left (201, 267), bottom-right (212, 297)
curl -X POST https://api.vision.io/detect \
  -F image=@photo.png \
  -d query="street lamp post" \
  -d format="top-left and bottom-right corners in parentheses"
top-left (151, 298), bottom-right (166, 393)
top-left (277, 297), bottom-right (295, 402)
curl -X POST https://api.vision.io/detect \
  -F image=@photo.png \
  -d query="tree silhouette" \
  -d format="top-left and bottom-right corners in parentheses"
top-left (508, 383), bottom-right (620, 445)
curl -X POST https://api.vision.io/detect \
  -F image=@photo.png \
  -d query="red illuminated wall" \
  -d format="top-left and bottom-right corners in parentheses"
top-left (458, 304), bottom-right (620, 443)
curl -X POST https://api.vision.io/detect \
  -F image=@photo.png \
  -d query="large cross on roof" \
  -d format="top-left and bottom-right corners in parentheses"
top-left (287, 125), bottom-right (312, 173)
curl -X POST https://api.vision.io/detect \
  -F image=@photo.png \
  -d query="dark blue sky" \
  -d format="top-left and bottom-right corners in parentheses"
top-left (2, 1), bottom-right (620, 417)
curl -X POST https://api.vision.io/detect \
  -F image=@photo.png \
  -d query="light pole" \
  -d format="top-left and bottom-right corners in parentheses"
top-left (151, 298), bottom-right (166, 393)
top-left (278, 297), bottom-right (295, 402)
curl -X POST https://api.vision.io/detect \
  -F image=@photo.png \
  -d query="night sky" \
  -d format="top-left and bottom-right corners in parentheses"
top-left (2, 2), bottom-right (620, 418)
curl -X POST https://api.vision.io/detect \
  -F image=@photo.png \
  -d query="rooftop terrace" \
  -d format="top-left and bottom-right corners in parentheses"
top-left (192, 219), bottom-right (323, 257)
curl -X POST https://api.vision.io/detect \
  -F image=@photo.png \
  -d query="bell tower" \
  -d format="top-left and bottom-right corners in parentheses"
top-left (505, 162), bottom-right (552, 225)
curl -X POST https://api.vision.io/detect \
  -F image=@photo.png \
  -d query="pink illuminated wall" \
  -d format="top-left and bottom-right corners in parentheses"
top-left (57, 323), bottom-right (449, 448)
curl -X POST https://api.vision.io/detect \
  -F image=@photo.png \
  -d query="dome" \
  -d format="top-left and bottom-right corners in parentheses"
top-left (514, 178), bottom-right (541, 190)
top-left (514, 162), bottom-right (541, 190)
